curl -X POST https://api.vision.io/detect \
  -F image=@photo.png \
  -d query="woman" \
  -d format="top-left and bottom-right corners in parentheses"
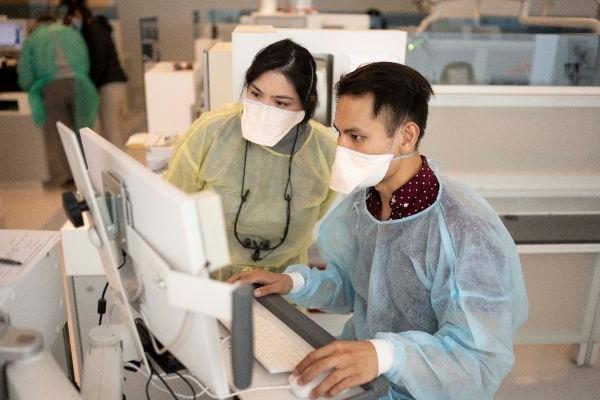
top-left (164, 39), bottom-right (336, 278)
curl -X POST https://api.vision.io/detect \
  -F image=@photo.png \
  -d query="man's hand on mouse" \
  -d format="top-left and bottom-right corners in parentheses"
top-left (293, 340), bottom-right (378, 399)
top-left (227, 269), bottom-right (293, 297)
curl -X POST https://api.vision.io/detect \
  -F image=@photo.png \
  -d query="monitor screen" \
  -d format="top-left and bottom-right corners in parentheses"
top-left (57, 123), bottom-right (233, 398)
top-left (312, 53), bottom-right (333, 126)
top-left (0, 21), bottom-right (25, 49)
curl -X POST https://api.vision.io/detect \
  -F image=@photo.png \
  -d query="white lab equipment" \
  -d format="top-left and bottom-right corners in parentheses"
top-left (56, 122), bottom-right (254, 398)
top-left (55, 123), bottom-right (390, 399)
top-left (241, 12), bottom-right (321, 29)
top-left (144, 61), bottom-right (201, 136)
top-left (202, 41), bottom-right (233, 112)
top-left (208, 25), bottom-right (406, 124)
top-left (240, 13), bottom-right (370, 30)
top-left (242, 0), bottom-right (369, 30)
top-left (232, 25), bottom-right (406, 101)
top-left (0, 231), bottom-right (77, 399)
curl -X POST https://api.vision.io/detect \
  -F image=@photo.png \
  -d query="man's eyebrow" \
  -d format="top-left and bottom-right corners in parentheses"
top-left (333, 123), bottom-right (361, 134)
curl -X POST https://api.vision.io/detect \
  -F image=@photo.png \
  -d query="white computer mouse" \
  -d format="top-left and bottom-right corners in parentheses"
top-left (288, 370), bottom-right (330, 399)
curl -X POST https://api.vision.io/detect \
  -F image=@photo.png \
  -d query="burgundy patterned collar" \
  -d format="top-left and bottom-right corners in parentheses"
top-left (366, 156), bottom-right (440, 221)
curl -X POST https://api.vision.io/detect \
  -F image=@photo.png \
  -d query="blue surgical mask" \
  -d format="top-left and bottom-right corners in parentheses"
top-left (72, 19), bottom-right (83, 31)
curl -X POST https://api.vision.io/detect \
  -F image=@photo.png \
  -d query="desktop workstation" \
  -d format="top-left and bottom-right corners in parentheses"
top-left (48, 123), bottom-right (388, 400)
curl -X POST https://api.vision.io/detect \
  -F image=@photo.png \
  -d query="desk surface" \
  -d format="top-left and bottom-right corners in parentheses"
top-left (501, 214), bottom-right (600, 244)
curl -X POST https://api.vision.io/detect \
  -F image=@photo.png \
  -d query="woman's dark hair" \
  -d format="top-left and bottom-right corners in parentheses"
top-left (244, 39), bottom-right (317, 124)
top-left (65, 2), bottom-right (93, 24)
top-left (35, 14), bottom-right (57, 24)
top-left (336, 62), bottom-right (434, 144)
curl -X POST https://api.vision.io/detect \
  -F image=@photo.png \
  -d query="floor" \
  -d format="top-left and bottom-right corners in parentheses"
top-left (497, 345), bottom-right (600, 400)
top-left (2, 160), bottom-right (599, 399)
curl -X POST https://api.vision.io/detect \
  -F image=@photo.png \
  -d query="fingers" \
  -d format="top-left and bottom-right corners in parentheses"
top-left (311, 367), bottom-right (355, 399)
top-left (227, 269), bottom-right (274, 285)
top-left (226, 270), bottom-right (255, 284)
top-left (253, 282), bottom-right (284, 297)
top-left (326, 374), bottom-right (362, 398)
top-left (294, 341), bottom-right (342, 376)
top-left (298, 354), bottom-right (337, 384)
top-left (294, 341), bottom-right (376, 399)
top-left (227, 270), bottom-right (291, 297)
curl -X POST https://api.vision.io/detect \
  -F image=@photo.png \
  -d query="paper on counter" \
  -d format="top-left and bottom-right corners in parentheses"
top-left (126, 133), bottom-right (179, 148)
top-left (0, 230), bottom-right (61, 287)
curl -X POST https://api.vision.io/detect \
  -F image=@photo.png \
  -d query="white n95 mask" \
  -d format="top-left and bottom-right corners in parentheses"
top-left (329, 146), bottom-right (417, 194)
top-left (241, 98), bottom-right (305, 147)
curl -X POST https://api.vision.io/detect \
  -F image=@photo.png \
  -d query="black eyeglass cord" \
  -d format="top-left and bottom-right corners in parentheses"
top-left (234, 59), bottom-right (313, 262)
top-left (233, 125), bottom-right (300, 262)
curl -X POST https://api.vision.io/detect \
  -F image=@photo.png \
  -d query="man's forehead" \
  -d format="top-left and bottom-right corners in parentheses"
top-left (335, 93), bottom-right (385, 127)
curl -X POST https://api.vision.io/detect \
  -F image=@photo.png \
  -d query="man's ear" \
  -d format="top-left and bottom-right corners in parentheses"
top-left (398, 121), bottom-right (420, 153)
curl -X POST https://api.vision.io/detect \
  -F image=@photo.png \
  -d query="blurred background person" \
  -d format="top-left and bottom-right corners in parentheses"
top-left (63, 0), bottom-right (129, 147)
top-left (17, 14), bottom-right (98, 186)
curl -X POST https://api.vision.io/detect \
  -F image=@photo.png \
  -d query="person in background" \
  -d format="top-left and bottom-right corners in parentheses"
top-left (164, 39), bottom-right (337, 280)
top-left (17, 15), bottom-right (98, 186)
top-left (64, 1), bottom-right (129, 147)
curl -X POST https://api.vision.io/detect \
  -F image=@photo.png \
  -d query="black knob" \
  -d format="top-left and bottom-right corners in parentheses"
top-left (62, 192), bottom-right (89, 228)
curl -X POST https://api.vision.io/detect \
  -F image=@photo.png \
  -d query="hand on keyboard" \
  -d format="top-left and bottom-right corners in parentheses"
top-left (227, 269), bottom-right (293, 297)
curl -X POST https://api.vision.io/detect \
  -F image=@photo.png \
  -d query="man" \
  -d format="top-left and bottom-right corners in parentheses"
top-left (18, 15), bottom-right (98, 185)
top-left (64, 2), bottom-right (129, 147)
top-left (229, 62), bottom-right (528, 400)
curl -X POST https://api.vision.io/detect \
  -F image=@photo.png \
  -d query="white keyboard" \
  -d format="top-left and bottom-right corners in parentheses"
top-left (222, 300), bottom-right (314, 374)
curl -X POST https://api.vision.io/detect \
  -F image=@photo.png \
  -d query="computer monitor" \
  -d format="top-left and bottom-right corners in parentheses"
top-left (57, 123), bottom-right (252, 398)
top-left (312, 54), bottom-right (333, 126)
top-left (231, 26), bottom-right (407, 122)
top-left (0, 20), bottom-right (26, 50)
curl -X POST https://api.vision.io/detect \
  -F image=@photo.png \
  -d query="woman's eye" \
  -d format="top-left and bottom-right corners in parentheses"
top-left (250, 91), bottom-right (261, 98)
top-left (276, 101), bottom-right (290, 108)
top-left (351, 134), bottom-right (364, 142)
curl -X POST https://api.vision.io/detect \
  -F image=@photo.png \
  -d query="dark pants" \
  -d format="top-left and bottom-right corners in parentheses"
top-left (42, 77), bottom-right (76, 184)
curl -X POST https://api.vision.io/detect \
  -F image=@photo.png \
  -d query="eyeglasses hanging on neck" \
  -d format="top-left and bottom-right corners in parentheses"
top-left (234, 60), bottom-right (314, 262)
top-left (233, 126), bottom-right (300, 262)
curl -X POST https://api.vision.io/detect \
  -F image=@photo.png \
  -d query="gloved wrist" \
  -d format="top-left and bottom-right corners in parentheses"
top-left (283, 272), bottom-right (305, 294)
top-left (368, 339), bottom-right (394, 375)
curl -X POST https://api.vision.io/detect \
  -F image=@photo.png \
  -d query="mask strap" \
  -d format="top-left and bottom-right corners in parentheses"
top-left (387, 117), bottom-right (407, 153)
top-left (388, 116), bottom-right (418, 160)
top-left (392, 150), bottom-right (418, 161)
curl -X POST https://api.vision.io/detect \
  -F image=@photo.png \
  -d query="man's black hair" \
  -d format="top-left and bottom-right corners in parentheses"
top-left (336, 62), bottom-right (434, 142)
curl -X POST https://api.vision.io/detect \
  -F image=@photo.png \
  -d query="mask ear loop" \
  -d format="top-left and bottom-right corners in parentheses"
top-left (388, 113), bottom-right (418, 161)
